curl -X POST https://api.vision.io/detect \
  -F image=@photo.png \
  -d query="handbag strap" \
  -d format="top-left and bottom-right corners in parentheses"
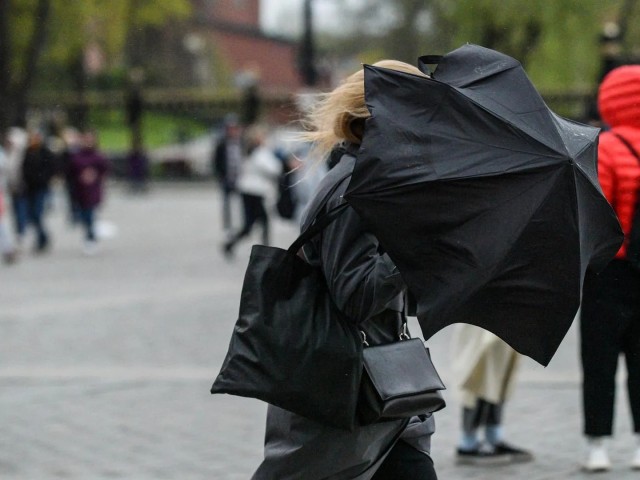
top-left (360, 316), bottom-right (410, 347)
top-left (287, 202), bottom-right (349, 254)
top-left (286, 150), bottom-right (354, 254)
top-left (612, 132), bottom-right (640, 164)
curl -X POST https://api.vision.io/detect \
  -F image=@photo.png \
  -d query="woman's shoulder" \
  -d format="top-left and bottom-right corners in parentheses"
top-left (300, 153), bottom-right (355, 227)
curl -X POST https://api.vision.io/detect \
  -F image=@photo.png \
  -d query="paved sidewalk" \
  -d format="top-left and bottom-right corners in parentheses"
top-left (1, 182), bottom-right (638, 479)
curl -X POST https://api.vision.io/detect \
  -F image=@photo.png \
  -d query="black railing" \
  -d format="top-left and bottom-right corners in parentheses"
top-left (29, 88), bottom-right (596, 124)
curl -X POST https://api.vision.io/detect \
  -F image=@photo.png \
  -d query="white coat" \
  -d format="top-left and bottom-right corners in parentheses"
top-left (451, 324), bottom-right (521, 407)
top-left (236, 145), bottom-right (281, 201)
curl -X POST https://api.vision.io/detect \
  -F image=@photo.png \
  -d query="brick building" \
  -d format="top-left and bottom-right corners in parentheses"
top-left (190, 0), bottom-right (304, 93)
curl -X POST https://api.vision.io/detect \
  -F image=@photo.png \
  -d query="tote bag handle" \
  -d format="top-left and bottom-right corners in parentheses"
top-left (287, 202), bottom-right (349, 255)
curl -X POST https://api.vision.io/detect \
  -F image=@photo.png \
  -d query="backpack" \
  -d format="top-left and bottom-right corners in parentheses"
top-left (276, 171), bottom-right (296, 220)
top-left (274, 149), bottom-right (297, 220)
top-left (612, 132), bottom-right (640, 270)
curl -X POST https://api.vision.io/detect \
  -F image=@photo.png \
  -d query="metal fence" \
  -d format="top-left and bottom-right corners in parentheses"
top-left (29, 89), bottom-right (300, 126)
top-left (29, 88), bottom-right (597, 126)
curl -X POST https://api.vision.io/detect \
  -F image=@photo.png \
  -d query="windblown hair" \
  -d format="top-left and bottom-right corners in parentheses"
top-left (300, 60), bottom-right (429, 158)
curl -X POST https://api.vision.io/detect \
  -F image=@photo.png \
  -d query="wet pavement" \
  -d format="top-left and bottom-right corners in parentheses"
top-left (1, 181), bottom-right (638, 479)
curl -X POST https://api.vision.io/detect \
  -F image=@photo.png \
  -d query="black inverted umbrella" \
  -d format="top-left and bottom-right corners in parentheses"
top-left (345, 44), bottom-right (623, 366)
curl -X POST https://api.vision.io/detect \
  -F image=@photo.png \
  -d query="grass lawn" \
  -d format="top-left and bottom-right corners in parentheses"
top-left (90, 109), bottom-right (210, 152)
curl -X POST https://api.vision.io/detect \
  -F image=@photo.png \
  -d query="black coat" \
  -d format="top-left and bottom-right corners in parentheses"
top-left (22, 146), bottom-right (55, 192)
top-left (251, 147), bottom-right (435, 480)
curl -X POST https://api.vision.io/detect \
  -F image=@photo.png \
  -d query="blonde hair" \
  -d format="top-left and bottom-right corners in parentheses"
top-left (300, 60), bottom-right (428, 158)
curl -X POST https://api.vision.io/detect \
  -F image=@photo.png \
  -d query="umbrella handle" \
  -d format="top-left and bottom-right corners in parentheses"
top-left (418, 55), bottom-right (442, 76)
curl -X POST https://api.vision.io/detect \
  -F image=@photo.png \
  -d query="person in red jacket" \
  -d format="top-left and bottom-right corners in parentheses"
top-left (581, 65), bottom-right (640, 472)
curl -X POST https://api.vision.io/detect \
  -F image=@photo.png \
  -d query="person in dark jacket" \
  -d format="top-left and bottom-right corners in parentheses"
top-left (21, 130), bottom-right (55, 252)
top-left (212, 117), bottom-right (243, 232)
top-left (251, 60), bottom-right (438, 480)
top-left (580, 65), bottom-right (640, 472)
top-left (69, 130), bottom-right (109, 255)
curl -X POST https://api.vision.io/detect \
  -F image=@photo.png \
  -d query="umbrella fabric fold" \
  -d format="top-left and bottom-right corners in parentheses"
top-left (345, 44), bottom-right (622, 366)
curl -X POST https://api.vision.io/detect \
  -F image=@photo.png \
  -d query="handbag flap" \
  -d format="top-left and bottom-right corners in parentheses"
top-left (362, 338), bottom-right (445, 401)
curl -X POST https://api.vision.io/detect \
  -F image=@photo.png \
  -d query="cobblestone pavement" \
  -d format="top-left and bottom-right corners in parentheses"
top-left (1, 182), bottom-right (638, 479)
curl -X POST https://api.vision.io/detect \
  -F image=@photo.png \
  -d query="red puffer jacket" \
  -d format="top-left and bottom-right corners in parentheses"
top-left (597, 65), bottom-right (640, 259)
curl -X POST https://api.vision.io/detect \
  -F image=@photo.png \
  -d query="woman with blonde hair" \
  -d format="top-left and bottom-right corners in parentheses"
top-left (251, 60), bottom-right (438, 480)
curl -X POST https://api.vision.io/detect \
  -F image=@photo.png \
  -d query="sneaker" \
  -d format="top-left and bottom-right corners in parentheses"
top-left (222, 241), bottom-right (234, 259)
top-left (492, 442), bottom-right (534, 463)
top-left (2, 250), bottom-right (18, 265)
top-left (631, 447), bottom-right (640, 470)
top-left (456, 443), bottom-right (513, 466)
top-left (584, 444), bottom-right (611, 472)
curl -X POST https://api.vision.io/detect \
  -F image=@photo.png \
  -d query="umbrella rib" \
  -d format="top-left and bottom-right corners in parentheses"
top-left (454, 88), bottom-right (570, 159)
top-left (347, 164), bottom-right (566, 198)
top-left (485, 171), bottom-right (574, 286)
top-left (460, 167), bottom-right (565, 282)
top-left (429, 129), bottom-right (567, 161)
top-left (571, 142), bottom-right (602, 190)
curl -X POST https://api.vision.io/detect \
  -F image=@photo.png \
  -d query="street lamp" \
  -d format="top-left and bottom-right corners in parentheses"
top-left (299, 0), bottom-right (318, 86)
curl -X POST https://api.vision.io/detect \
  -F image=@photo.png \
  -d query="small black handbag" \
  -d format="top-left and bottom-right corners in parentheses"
top-left (357, 319), bottom-right (446, 425)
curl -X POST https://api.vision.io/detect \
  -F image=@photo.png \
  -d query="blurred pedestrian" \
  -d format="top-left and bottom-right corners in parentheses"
top-left (69, 130), bottom-right (109, 255)
top-left (126, 138), bottom-right (149, 193)
top-left (273, 147), bottom-right (301, 221)
top-left (223, 124), bottom-right (281, 257)
top-left (0, 132), bottom-right (18, 264)
top-left (452, 325), bottom-right (532, 465)
top-left (5, 126), bottom-right (28, 248)
top-left (58, 127), bottom-right (83, 224)
top-left (212, 116), bottom-right (243, 233)
top-left (21, 129), bottom-right (56, 253)
top-left (580, 65), bottom-right (640, 472)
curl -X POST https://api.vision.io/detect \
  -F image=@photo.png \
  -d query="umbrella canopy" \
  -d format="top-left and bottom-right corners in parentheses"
top-left (345, 44), bottom-right (623, 366)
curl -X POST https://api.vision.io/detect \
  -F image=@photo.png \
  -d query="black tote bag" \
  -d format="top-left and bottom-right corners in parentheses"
top-left (211, 202), bottom-right (364, 430)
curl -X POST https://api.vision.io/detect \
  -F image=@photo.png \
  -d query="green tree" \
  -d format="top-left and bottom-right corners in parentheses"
top-left (0, 0), bottom-right (52, 130)
top-left (0, 0), bottom-right (191, 131)
top-left (318, 0), bottom-right (638, 94)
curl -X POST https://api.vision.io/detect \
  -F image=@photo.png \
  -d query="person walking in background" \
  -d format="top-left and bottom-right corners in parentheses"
top-left (452, 324), bottom-right (532, 465)
top-left (57, 127), bottom-right (83, 224)
top-left (273, 147), bottom-right (302, 222)
top-left (5, 126), bottom-right (28, 249)
top-left (212, 116), bottom-right (243, 233)
top-left (126, 137), bottom-right (149, 193)
top-left (223, 124), bottom-right (281, 257)
top-left (580, 65), bottom-right (640, 472)
top-left (0, 133), bottom-right (18, 264)
top-left (21, 129), bottom-right (56, 253)
top-left (69, 130), bottom-right (109, 255)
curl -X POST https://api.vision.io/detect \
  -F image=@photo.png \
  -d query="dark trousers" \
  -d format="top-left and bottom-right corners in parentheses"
top-left (221, 183), bottom-right (236, 231)
top-left (581, 259), bottom-right (640, 437)
top-left (372, 440), bottom-right (437, 480)
top-left (11, 192), bottom-right (28, 237)
top-left (228, 193), bottom-right (269, 247)
top-left (79, 207), bottom-right (96, 241)
top-left (26, 189), bottom-right (49, 250)
top-left (463, 399), bottom-right (503, 431)
top-left (65, 183), bottom-right (81, 224)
